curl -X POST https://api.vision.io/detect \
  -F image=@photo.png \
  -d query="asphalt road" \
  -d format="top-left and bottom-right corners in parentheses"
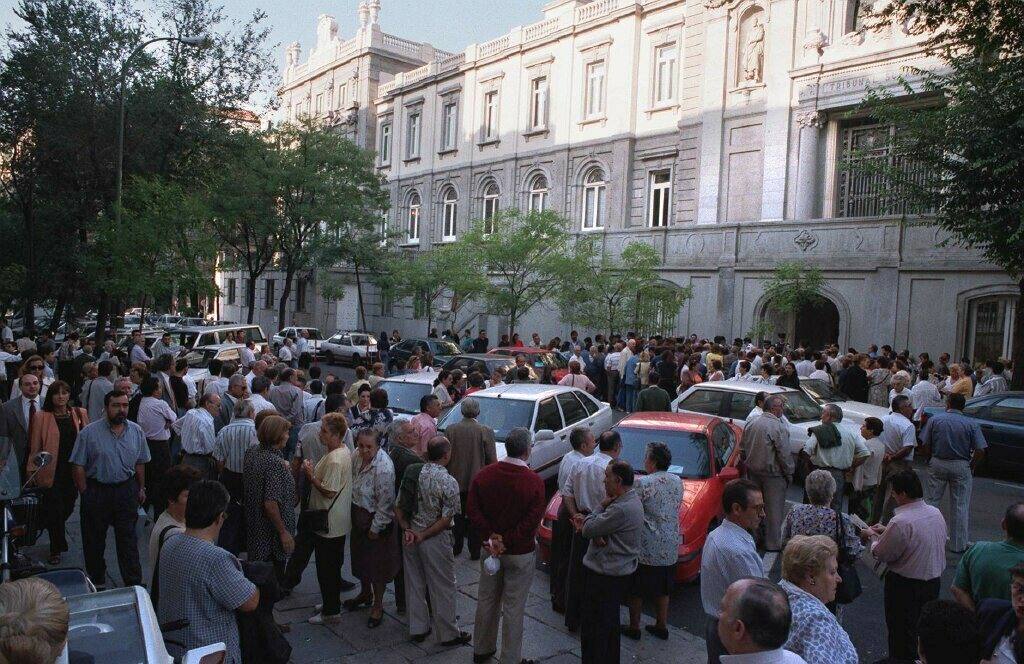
top-left (322, 361), bottom-right (1024, 662)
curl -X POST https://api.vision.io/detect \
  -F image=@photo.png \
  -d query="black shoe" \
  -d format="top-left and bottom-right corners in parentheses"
top-left (411, 630), bottom-right (431, 643)
top-left (620, 625), bottom-right (641, 641)
top-left (440, 631), bottom-right (472, 647)
top-left (645, 625), bottom-right (669, 640)
top-left (339, 578), bottom-right (357, 591)
top-left (367, 614), bottom-right (383, 629)
top-left (343, 596), bottom-right (372, 610)
top-left (473, 651), bottom-right (496, 663)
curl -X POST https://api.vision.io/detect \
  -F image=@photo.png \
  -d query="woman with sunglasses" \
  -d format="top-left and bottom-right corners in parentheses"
top-left (9, 354), bottom-right (53, 402)
top-left (28, 380), bottom-right (89, 565)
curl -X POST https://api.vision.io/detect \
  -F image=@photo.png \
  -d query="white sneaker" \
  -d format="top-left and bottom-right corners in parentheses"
top-left (308, 612), bottom-right (341, 625)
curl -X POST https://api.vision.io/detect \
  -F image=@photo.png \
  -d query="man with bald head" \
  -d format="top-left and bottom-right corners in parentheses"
top-left (717, 578), bottom-right (803, 663)
top-left (245, 360), bottom-right (268, 393)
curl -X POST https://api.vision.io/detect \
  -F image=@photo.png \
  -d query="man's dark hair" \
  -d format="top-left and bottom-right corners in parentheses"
top-left (646, 442), bottom-right (672, 471)
top-left (220, 361), bottom-right (237, 378)
top-left (251, 376), bottom-right (271, 394)
top-left (722, 478), bottom-right (760, 514)
top-left (733, 578), bottom-right (792, 650)
top-left (1005, 502), bottom-right (1024, 541)
top-left (161, 464), bottom-right (202, 509)
top-left (426, 436), bottom-right (451, 462)
top-left (890, 469), bottom-right (924, 499)
top-left (916, 600), bottom-right (981, 664)
top-left (419, 394), bottom-right (439, 413)
top-left (104, 389), bottom-right (128, 407)
top-left (370, 388), bottom-right (389, 409)
top-left (468, 371), bottom-right (485, 388)
top-left (754, 391), bottom-right (767, 407)
top-left (946, 392), bottom-right (967, 411)
top-left (516, 366), bottom-right (531, 381)
top-left (505, 428), bottom-right (531, 459)
top-left (325, 393), bottom-right (347, 414)
top-left (174, 357), bottom-right (188, 373)
top-left (863, 417), bottom-right (884, 437)
top-left (140, 376), bottom-right (161, 398)
top-left (280, 368), bottom-right (295, 383)
top-left (569, 427), bottom-right (590, 451)
top-left (265, 366), bottom-right (280, 381)
top-left (608, 460), bottom-right (635, 487)
top-left (184, 480), bottom-right (231, 529)
top-left (891, 394), bottom-right (912, 413)
top-left (308, 365), bottom-right (322, 380)
top-left (208, 359), bottom-right (223, 378)
top-left (325, 380), bottom-right (347, 396)
top-left (309, 379), bottom-right (324, 395)
top-left (153, 354), bottom-right (173, 373)
top-left (598, 430), bottom-right (621, 453)
top-left (97, 360), bottom-right (114, 377)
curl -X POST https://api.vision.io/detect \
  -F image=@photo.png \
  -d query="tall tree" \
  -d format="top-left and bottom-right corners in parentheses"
top-left (384, 241), bottom-right (486, 335)
top-left (862, 0), bottom-right (1024, 387)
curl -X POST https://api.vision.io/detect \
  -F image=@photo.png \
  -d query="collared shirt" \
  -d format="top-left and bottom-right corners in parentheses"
top-left (69, 419), bottom-right (151, 483)
top-left (564, 451), bottom-right (613, 513)
top-left (129, 344), bottom-right (149, 365)
top-left (174, 408), bottom-right (217, 455)
top-left (214, 418), bottom-right (258, 474)
top-left (303, 394), bottom-right (326, 422)
top-left (741, 412), bottom-right (794, 476)
top-left (150, 341), bottom-right (177, 359)
top-left (975, 374), bottom-right (1009, 397)
top-left (352, 447), bottom-right (397, 534)
top-left (269, 382), bottom-right (304, 427)
top-left (802, 423), bottom-right (870, 470)
top-left (137, 396), bottom-right (177, 441)
top-left (850, 436), bottom-right (886, 490)
top-left (870, 499), bottom-right (947, 580)
top-left (249, 393), bottom-right (277, 416)
top-left (700, 519), bottom-right (765, 617)
top-left (20, 395), bottom-right (39, 431)
top-left (409, 412), bottom-right (437, 457)
top-left (878, 412), bottom-right (917, 460)
top-left (557, 449), bottom-right (587, 496)
top-left (294, 337), bottom-right (309, 355)
top-left (239, 346), bottom-right (255, 368)
top-left (204, 377), bottom-right (229, 400)
top-left (921, 410), bottom-right (987, 461)
top-left (309, 446), bottom-right (353, 538)
top-left (618, 346), bottom-right (633, 372)
top-left (635, 471), bottom-right (683, 566)
top-left (795, 360), bottom-right (815, 377)
top-left (278, 345), bottom-right (293, 362)
top-left (780, 579), bottom-right (857, 664)
top-left (502, 456), bottom-right (529, 468)
top-left (604, 351), bottom-right (622, 372)
top-left (87, 377), bottom-right (114, 423)
top-left (953, 539), bottom-right (1024, 605)
top-left (410, 462), bottom-right (460, 531)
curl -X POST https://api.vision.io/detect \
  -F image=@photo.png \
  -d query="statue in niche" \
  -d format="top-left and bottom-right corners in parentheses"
top-left (742, 16), bottom-right (766, 83)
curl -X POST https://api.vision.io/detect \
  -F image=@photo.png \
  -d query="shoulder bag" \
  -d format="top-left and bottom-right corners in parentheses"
top-left (298, 473), bottom-right (344, 535)
top-left (832, 509), bottom-right (863, 604)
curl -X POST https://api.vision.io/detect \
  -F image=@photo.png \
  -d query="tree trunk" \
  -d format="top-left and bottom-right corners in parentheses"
top-left (278, 268), bottom-right (296, 333)
top-left (95, 292), bottom-right (110, 347)
top-left (1011, 278), bottom-right (1024, 390)
top-left (355, 261), bottom-right (367, 332)
top-left (138, 295), bottom-right (147, 330)
top-left (508, 305), bottom-right (518, 342)
top-left (50, 292), bottom-right (68, 335)
top-left (245, 272), bottom-right (258, 324)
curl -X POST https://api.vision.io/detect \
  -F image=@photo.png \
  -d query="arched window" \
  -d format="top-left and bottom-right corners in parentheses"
top-left (581, 167), bottom-right (606, 230)
top-left (482, 181), bottom-right (500, 235)
top-left (441, 186), bottom-right (458, 241)
top-left (528, 173), bottom-right (549, 213)
top-left (406, 191), bottom-right (421, 243)
top-left (965, 295), bottom-right (1017, 364)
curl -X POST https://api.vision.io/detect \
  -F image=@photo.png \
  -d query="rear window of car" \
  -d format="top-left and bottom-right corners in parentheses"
top-left (439, 397), bottom-right (535, 441)
top-left (557, 392), bottom-right (587, 426)
top-left (780, 391), bottom-right (824, 424)
top-left (678, 389), bottom-right (725, 416)
top-left (990, 397), bottom-right (1024, 424)
top-left (535, 397), bottom-right (564, 432)
top-left (378, 380), bottom-right (433, 415)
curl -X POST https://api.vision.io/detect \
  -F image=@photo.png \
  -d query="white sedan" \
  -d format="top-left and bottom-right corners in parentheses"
top-left (797, 377), bottom-right (891, 424)
top-left (321, 331), bottom-right (378, 366)
top-left (438, 383), bottom-right (614, 480)
top-left (271, 327), bottom-right (324, 354)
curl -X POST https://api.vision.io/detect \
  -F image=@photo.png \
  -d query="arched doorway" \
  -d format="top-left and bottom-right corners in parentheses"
top-left (794, 299), bottom-right (840, 349)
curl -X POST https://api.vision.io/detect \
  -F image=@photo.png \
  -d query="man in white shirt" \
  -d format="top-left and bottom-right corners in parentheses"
top-left (248, 376), bottom-right (277, 416)
top-left (911, 369), bottom-right (944, 419)
top-left (550, 427), bottom-right (595, 613)
top-left (278, 339), bottom-right (295, 367)
top-left (303, 380), bottom-right (326, 422)
top-left (604, 344), bottom-right (623, 407)
top-left (239, 341), bottom-right (256, 369)
top-left (294, 330), bottom-right (310, 357)
top-left (150, 332), bottom-right (178, 360)
top-left (872, 394), bottom-right (918, 525)
top-left (202, 361), bottom-right (231, 401)
top-left (244, 360), bottom-right (268, 391)
top-left (87, 361), bottom-right (116, 422)
top-left (808, 360), bottom-right (831, 384)
top-left (729, 361), bottom-right (754, 382)
top-left (794, 352), bottom-right (815, 378)
top-left (561, 430), bottom-right (620, 631)
top-left (618, 339), bottom-right (634, 374)
top-left (128, 330), bottom-right (150, 366)
top-left (173, 392), bottom-right (221, 479)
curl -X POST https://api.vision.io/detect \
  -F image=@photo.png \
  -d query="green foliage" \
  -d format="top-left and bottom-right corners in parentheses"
top-left (558, 241), bottom-right (691, 337)
top-left (746, 319), bottom-right (772, 345)
top-left (762, 262), bottom-right (825, 314)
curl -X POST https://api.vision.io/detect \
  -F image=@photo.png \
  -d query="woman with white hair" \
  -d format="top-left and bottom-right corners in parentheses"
top-left (888, 370), bottom-right (912, 407)
top-left (783, 469), bottom-right (864, 558)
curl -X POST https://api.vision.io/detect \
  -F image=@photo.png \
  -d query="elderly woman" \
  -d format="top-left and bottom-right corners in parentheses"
top-left (779, 535), bottom-right (858, 664)
top-left (783, 470), bottom-right (864, 559)
top-left (347, 428), bottom-right (399, 628)
top-left (888, 370), bottom-right (911, 406)
top-left (558, 360), bottom-right (596, 393)
top-left (243, 415), bottom-right (297, 582)
top-left (868, 357), bottom-right (892, 407)
top-left (943, 363), bottom-right (974, 398)
top-left (623, 442), bottom-right (683, 641)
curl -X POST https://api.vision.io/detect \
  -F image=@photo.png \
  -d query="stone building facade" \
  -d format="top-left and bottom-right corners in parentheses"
top-left (217, 0), bottom-right (1017, 362)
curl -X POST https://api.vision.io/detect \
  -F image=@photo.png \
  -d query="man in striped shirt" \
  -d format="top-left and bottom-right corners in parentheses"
top-left (173, 393), bottom-right (221, 479)
top-left (213, 399), bottom-right (258, 555)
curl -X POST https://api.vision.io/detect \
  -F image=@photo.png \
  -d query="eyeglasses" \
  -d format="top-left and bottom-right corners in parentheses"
top-left (28, 365), bottom-right (44, 371)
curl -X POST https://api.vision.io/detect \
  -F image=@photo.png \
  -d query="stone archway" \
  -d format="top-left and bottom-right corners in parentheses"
top-left (755, 288), bottom-right (849, 350)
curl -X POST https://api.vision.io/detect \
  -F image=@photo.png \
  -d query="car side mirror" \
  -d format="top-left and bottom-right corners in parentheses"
top-left (718, 466), bottom-right (740, 481)
top-left (534, 429), bottom-right (555, 443)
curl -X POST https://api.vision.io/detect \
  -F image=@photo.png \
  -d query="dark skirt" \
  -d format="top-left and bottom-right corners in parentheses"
top-left (350, 505), bottom-right (400, 585)
top-left (630, 563), bottom-right (675, 600)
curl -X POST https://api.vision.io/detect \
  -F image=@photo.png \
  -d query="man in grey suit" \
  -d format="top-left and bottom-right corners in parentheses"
top-left (0, 372), bottom-right (42, 475)
top-left (444, 397), bottom-right (497, 559)
top-left (215, 375), bottom-right (248, 433)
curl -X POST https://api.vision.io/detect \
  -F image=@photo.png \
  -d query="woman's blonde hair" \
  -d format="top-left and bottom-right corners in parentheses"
top-left (320, 412), bottom-right (349, 439)
top-left (781, 534), bottom-right (838, 584)
top-left (257, 415), bottom-right (291, 449)
top-left (0, 577), bottom-right (69, 664)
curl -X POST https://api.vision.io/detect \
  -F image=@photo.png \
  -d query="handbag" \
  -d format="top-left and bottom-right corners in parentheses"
top-left (832, 509), bottom-right (863, 604)
top-left (298, 480), bottom-right (343, 535)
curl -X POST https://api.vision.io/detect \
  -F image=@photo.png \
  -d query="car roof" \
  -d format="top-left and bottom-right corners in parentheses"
top-left (617, 411), bottom-right (720, 433)
top-left (380, 371), bottom-right (439, 385)
top-left (176, 324), bottom-right (262, 333)
top-left (686, 382), bottom-right (798, 395)
top-left (281, 326), bottom-right (319, 331)
top-left (472, 383), bottom-right (579, 401)
top-left (489, 346), bottom-right (551, 355)
top-left (971, 391), bottom-right (1024, 401)
top-left (194, 343), bottom-right (246, 352)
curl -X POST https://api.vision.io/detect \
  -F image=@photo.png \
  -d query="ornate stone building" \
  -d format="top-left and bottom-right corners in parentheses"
top-left (218, 0), bottom-right (1016, 361)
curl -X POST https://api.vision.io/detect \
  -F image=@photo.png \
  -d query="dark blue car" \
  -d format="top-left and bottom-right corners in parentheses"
top-left (921, 392), bottom-right (1024, 471)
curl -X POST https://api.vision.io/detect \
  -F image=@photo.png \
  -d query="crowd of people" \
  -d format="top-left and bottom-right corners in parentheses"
top-left (0, 319), bottom-right (1018, 664)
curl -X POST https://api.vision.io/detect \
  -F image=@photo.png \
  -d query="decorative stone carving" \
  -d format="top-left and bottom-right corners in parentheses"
top-left (358, 1), bottom-right (370, 30)
top-left (369, 0), bottom-right (381, 25)
top-left (704, 0), bottom-right (729, 8)
top-left (795, 110), bottom-right (826, 128)
top-left (841, 30), bottom-right (865, 46)
top-left (285, 42), bottom-right (301, 69)
top-left (316, 14), bottom-right (338, 50)
top-left (803, 28), bottom-right (829, 54)
top-left (794, 230), bottom-right (819, 251)
top-left (741, 17), bottom-right (766, 84)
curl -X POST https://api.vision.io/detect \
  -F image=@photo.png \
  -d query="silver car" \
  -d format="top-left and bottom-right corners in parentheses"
top-left (321, 331), bottom-right (378, 366)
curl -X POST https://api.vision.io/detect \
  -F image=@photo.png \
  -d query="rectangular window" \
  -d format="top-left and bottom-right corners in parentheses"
top-left (379, 211), bottom-right (389, 245)
top-left (295, 279), bottom-right (307, 312)
top-left (413, 290), bottom-right (429, 320)
top-left (406, 111), bottom-right (421, 159)
top-left (443, 199), bottom-right (457, 241)
top-left (264, 279), bottom-right (275, 309)
top-left (585, 61), bottom-right (606, 118)
top-left (441, 100), bottom-right (458, 151)
top-left (835, 121), bottom-right (934, 217)
top-left (655, 45), bottom-right (677, 104)
top-left (337, 84), bottom-right (347, 108)
top-left (227, 278), bottom-right (237, 305)
top-left (379, 122), bottom-right (392, 165)
top-left (483, 194), bottom-right (499, 235)
top-left (241, 278), bottom-right (249, 306)
top-left (315, 93), bottom-right (324, 114)
top-left (380, 290), bottom-right (393, 317)
top-left (648, 169), bottom-right (672, 227)
top-left (530, 77), bottom-right (548, 130)
top-left (483, 91), bottom-right (499, 140)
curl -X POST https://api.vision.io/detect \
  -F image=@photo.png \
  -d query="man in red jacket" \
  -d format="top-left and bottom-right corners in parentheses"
top-left (467, 427), bottom-right (546, 664)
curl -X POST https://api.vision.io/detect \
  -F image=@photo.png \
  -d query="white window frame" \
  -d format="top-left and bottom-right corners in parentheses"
top-left (379, 122), bottom-right (392, 166)
top-left (482, 182), bottom-right (500, 235)
top-left (582, 168), bottom-right (606, 230)
top-left (530, 76), bottom-right (548, 130)
top-left (647, 169), bottom-right (672, 227)
top-left (441, 100), bottom-right (459, 151)
top-left (528, 174), bottom-right (549, 213)
top-left (406, 111), bottom-right (422, 160)
top-left (378, 211), bottom-right (389, 246)
top-left (441, 187), bottom-right (458, 241)
top-left (336, 83), bottom-right (347, 108)
top-left (407, 192), bottom-right (421, 244)
top-left (315, 93), bottom-right (324, 114)
top-left (483, 91), bottom-right (499, 141)
top-left (654, 44), bottom-right (678, 104)
top-left (585, 61), bottom-right (606, 119)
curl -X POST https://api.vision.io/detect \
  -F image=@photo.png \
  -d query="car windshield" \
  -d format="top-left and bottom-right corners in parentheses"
top-left (540, 352), bottom-right (567, 369)
top-left (801, 379), bottom-right (848, 403)
top-left (301, 329), bottom-right (323, 340)
top-left (185, 349), bottom-right (215, 369)
top-left (352, 334), bottom-right (377, 346)
top-left (433, 340), bottom-right (460, 356)
top-left (617, 427), bottom-right (712, 479)
top-left (439, 397), bottom-right (535, 442)
top-left (379, 380), bottom-right (434, 415)
top-left (780, 391), bottom-right (824, 423)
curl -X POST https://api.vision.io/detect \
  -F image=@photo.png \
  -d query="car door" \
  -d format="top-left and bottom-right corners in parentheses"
top-left (982, 396), bottom-right (1024, 467)
top-left (675, 388), bottom-right (727, 417)
top-left (532, 396), bottom-right (566, 477)
top-left (338, 334), bottom-right (353, 358)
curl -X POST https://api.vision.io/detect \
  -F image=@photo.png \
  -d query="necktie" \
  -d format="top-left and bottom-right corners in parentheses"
top-left (27, 398), bottom-right (36, 440)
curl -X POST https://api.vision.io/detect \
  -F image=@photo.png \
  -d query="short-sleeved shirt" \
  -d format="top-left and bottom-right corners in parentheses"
top-left (921, 410), bottom-right (987, 461)
top-left (953, 540), bottom-right (1024, 605)
top-left (157, 534), bottom-right (255, 664)
top-left (213, 419), bottom-right (258, 474)
top-left (69, 419), bottom-right (151, 483)
top-left (878, 412), bottom-right (917, 460)
top-left (309, 446), bottom-right (353, 538)
top-left (243, 447), bottom-right (297, 562)
top-left (411, 462), bottom-right (460, 531)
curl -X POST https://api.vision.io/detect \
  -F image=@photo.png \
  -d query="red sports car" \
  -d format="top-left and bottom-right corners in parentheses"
top-left (487, 347), bottom-right (570, 384)
top-left (536, 411), bottom-right (743, 583)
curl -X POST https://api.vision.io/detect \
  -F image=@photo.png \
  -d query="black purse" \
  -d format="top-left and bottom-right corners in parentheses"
top-left (833, 509), bottom-right (863, 604)
top-left (298, 485), bottom-right (343, 535)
